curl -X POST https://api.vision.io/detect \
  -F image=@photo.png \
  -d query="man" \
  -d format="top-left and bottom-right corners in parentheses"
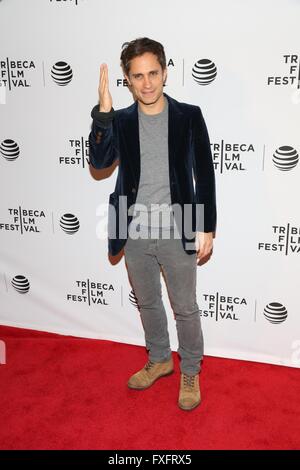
top-left (89, 37), bottom-right (217, 411)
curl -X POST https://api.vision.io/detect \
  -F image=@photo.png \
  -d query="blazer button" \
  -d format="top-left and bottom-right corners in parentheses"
top-left (131, 188), bottom-right (136, 193)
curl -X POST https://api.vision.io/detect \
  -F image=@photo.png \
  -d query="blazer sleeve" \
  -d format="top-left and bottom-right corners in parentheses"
top-left (192, 106), bottom-right (217, 233)
top-left (88, 104), bottom-right (120, 169)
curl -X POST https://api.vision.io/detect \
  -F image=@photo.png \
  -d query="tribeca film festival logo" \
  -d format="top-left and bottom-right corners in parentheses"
top-left (0, 59), bottom-right (36, 92)
top-left (267, 54), bottom-right (300, 104)
top-left (200, 292), bottom-right (247, 321)
top-left (212, 141), bottom-right (255, 173)
top-left (258, 224), bottom-right (300, 255)
top-left (59, 137), bottom-right (89, 167)
top-left (0, 207), bottom-right (80, 235)
top-left (0, 207), bottom-right (46, 233)
top-left (267, 54), bottom-right (300, 88)
top-left (0, 58), bottom-right (73, 101)
top-left (1, 136), bottom-right (88, 166)
top-left (67, 279), bottom-right (115, 306)
top-left (211, 143), bottom-right (299, 174)
top-left (6, 274), bottom-right (116, 307)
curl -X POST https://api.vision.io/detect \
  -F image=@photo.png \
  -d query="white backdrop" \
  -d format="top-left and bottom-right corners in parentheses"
top-left (1, 0), bottom-right (300, 368)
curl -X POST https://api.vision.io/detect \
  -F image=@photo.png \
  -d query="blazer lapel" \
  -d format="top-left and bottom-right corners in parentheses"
top-left (165, 93), bottom-right (183, 175)
top-left (121, 100), bottom-right (140, 189)
top-left (121, 92), bottom-right (183, 192)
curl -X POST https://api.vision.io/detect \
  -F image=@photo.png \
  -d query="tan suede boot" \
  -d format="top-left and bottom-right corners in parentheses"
top-left (178, 373), bottom-right (201, 410)
top-left (127, 357), bottom-right (174, 390)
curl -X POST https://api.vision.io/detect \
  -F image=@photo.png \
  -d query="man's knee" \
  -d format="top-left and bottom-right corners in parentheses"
top-left (172, 302), bottom-right (199, 319)
top-left (136, 292), bottom-right (164, 309)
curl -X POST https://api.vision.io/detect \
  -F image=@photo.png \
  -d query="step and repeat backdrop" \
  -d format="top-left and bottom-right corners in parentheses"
top-left (1, 0), bottom-right (299, 368)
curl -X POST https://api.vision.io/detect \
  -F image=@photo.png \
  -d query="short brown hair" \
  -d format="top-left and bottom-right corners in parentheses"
top-left (120, 37), bottom-right (166, 76)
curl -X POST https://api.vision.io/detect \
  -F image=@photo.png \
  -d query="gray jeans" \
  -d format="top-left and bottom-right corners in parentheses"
top-left (124, 226), bottom-right (204, 376)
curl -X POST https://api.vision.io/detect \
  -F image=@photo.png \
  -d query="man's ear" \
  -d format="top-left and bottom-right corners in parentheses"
top-left (163, 68), bottom-right (167, 84)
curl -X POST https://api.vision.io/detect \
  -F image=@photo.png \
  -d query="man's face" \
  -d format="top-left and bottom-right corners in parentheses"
top-left (125, 52), bottom-right (167, 107)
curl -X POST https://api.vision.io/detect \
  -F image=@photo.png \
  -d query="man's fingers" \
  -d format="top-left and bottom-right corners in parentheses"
top-left (196, 243), bottom-right (213, 259)
top-left (100, 66), bottom-right (109, 94)
top-left (99, 64), bottom-right (107, 88)
top-left (98, 63), bottom-right (113, 112)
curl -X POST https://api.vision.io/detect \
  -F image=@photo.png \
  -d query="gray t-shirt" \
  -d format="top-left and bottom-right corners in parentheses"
top-left (128, 96), bottom-right (175, 237)
top-left (90, 96), bottom-right (177, 238)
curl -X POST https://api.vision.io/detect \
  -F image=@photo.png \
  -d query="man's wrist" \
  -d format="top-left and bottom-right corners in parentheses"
top-left (99, 106), bottom-right (112, 113)
top-left (91, 104), bottom-right (115, 122)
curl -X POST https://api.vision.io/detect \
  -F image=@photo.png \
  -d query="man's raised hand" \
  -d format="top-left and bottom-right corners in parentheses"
top-left (98, 63), bottom-right (113, 113)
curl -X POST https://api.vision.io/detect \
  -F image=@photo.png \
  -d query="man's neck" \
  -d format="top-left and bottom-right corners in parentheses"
top-left (138, 94), bottom-right (166, 115)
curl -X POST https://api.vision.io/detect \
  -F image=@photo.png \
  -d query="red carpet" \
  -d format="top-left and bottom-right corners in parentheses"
top-left (0, 325), bottom-right (299, 450)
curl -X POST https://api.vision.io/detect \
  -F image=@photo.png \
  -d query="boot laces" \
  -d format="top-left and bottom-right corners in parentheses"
top-left (183, 374), bottom-right (196, 389)
top-left (144, 360), bottom-right (155, 371)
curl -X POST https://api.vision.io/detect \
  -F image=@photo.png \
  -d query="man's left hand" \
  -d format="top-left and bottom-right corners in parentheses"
top-left (195, 232), bottom-right (213, 264)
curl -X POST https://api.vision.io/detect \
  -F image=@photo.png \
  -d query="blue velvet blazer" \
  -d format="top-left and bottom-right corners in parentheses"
top-left (89, 92), bottom-right (217, 256)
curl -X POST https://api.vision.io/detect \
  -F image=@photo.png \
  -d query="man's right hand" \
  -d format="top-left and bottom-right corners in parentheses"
top-left (98, 63), bottom-right (113, 113)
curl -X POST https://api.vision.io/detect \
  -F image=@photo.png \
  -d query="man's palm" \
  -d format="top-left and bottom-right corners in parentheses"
top-left (98, 63), bottom-right (113, 112)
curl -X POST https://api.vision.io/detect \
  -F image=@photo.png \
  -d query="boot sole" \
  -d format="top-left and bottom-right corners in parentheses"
top-left (178, 399), bottom-right (201, 411)
top-left (127, 369), bottom-right (174, 390)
